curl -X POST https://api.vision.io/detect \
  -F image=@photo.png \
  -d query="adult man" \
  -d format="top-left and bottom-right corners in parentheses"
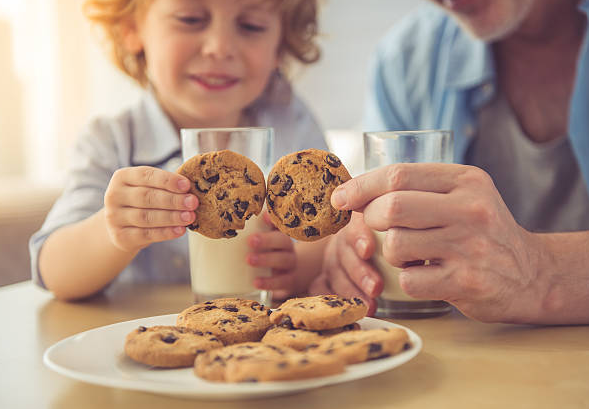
top-left (312, 0), bottom-right (589, 324)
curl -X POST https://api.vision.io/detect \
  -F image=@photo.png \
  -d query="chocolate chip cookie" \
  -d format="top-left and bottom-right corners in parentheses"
top-left (269, 295), bottom-right (368, 331)
top-left (266, 149), bottom-right (352, 241)
top-left (194, 342), bottom-right (345, 382)
top-left (177, 150), bottom-right (266, 239)
top-left (261, 323), bottom-right (360, 351)
top-left (124, 325), bottom-right (223, 368)
top-left (314, 327), bottom-right (411, 364)
top-left (176, 298), bottom-right (272, 345)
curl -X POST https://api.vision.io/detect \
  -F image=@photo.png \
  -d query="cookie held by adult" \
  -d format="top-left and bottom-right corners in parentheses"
top-left (177, 150), bottom-right (266, 239)
top-left (266, 149), bottom-right (352, 241)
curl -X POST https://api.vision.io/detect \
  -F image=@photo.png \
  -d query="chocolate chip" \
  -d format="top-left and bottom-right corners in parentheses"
top-left (277, 361), bottom-right (288, 369)
top-left (283, 175), bottom-right (293, 192)
top-left (244, 168), bottom-right (258, 185)
top-left (286, 216), bottom-right (300, 228)
top-left (270, 174), bottom-right (280, 185)
top-left (335, 211), bottom-right (343, 224)
top-left (368, 343), bottom-right (382, 354)
top-left (223, 305), bottom-right (239, 312)
top-left (216, 191), bottom-right (227, 200)
top-left (353, 297), bottom-right (364, 305)
top-left (200, 159), bottom-right (206, 165)
top-left (187, 222), bottom-right (199, 231)
top-left (277, 191), bottom-right (287, 197)
top-left (306, 159), bottom-right (313, 165)
top-left (138, 326), bottom-right (147, 332)
top-left (195, 349), bottom-right (206, 355)
top-left (344, 341), bottom-right (357, 346)
top-left (267, 195), bottom-right (275, 210)
top-left (205, 174), bottom-right (219, 183)
top-left (326, 300), bottom-right (343, 307)
top-left (280, 316), bottom-right (294, 329)
top-left (162, 334), bottom-right (178, 344)
top-left (322, 168), bottom-right (335, 184)
top-left (209, 337), bottom-right (220, 342)
top-left (267, 309), bottom-right (272, 316)
top-left (324, 348), bottom-right (334, 354)
top-left (220, 319), bottom-right (233, 324)
top-left (224, 229), bottom-right (237, 237)
top-left (195, 181), bottom-right (209, 193)
top-left (234, 199), bottom-right (249, 219)
top-left (254, 194), bottom-right (261, 202)
top-left (302, 202), bottom-right (317, 217)
top-left (222, 211), bottom-right (233, 222)
top-left (313, 193), bottom-right (325, 203)
top-left (204, 301), bottom-right (213, 304)
top-left (194, 330), bottom-right (204, 335)
top-left (325, 153), bottom-right (341, 168)
top-left (304, 226), bottom-right (319, 237)
top-left (403, 342), bottom-right (412, 351)
top-left (237, 314), bottom-right (251, 322)
top-left (299, 358), bottom-right (309, 365)
top-left (305, 343), bottom-right (319, 350)
top-left (204, 305), bottom-right (218, 310)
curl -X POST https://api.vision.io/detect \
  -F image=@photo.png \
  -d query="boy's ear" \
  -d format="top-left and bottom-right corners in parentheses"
top-left (120, 17), bottom-right (143, 54)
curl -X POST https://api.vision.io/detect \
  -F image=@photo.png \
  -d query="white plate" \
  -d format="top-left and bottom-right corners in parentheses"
top-left (44, 314), bottom-right (422, 400)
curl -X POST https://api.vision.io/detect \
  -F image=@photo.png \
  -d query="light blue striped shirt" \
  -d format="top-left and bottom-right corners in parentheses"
top-left (365, 2), bottom-right (589, 194)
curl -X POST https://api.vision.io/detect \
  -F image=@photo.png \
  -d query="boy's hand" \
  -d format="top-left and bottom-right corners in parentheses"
top-left (247, 212), bottom-right (298, 300)
top-left (104, 166), bottom-right (198, 252)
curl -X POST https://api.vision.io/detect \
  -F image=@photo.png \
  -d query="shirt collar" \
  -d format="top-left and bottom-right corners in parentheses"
top-left (131, 89), bottom-right (181, 166)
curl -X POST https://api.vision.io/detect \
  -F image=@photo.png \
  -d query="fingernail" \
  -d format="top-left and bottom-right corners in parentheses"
top-left (173, 226), bottom-right (184, 235)
top-left (178, 179), bottom-right (190, 191)
top-left (361, 276), bottom-right (376, 295)
top-left (355, 238), bottom-right (369, 257)
top-left (249, 254), bottom-right (259, 265)
top-left (181, 211), bottom-right (192, 222)
top-left (331, 188), bottom-right (348, 209)
top-left (184, 195), bottom-right (196, 209)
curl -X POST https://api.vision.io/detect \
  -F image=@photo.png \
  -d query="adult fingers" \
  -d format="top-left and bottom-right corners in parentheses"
top-left (397, 264), bottom-right (454, 301)
top-left (336, 235), bottom-right (383, 298)
top-left (331, 163), bottom-right (471, 211)
top-left (362, 190), bottom-right (457, 231)
top-left (381, 227), bottom-right (453, 268)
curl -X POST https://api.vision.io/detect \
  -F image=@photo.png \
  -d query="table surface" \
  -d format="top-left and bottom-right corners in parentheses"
top-left (2, 280), bottom-right (588, 408)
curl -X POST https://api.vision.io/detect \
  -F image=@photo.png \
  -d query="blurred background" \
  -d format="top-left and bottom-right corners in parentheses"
top-left (0, 0), bottom-right (421, 286)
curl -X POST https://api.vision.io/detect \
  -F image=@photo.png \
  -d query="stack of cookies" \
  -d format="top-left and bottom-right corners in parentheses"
top-left (124, 295), bottom-right (412, 383)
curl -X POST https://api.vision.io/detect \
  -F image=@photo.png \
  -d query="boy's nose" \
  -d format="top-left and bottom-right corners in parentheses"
top-left (201, 25), bottom-right (236, 60)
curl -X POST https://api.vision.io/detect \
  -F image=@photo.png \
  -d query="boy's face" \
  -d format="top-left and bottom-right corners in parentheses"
top-left (128, 0), bottom-right (282, 128)
top-left (429, 0), bottom-right (536, 42)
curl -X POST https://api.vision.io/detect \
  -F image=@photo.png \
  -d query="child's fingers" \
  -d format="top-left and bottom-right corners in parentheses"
top-left (116, 166), bottom-right (193, 193)
top-left (248, 231), bottom-right (293, 251)
top-left (262, 211), bottom-right (276, 228)
top-left (246, 251), bottom-right (296, 270)
top-left (119, 186), bottom-right (198, 211)
top-left (110, 226), bottom-right (185, 251)
top-left (253, 271), bottom-right (296, 291)
top-left (109, 208), bottom-right (195, 228)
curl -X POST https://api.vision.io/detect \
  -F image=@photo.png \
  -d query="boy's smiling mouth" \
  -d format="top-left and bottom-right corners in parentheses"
top-left (190, 74), bottom-right (240, 90)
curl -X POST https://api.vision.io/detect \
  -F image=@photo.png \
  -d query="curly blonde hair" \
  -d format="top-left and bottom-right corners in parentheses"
top-left (83, 0), bottom-right (321, 87)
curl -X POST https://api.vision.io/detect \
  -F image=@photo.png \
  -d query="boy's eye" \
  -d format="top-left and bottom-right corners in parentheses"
top-left (240, 22), bottom-right (267, 33)
top-left (176, 16), bottom-right (205, 26)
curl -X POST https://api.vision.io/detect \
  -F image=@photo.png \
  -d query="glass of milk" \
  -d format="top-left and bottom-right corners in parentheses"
top-left (181, 128), bottom-right (274, 305)
top-left (364, 130), bottom-right (454, 318)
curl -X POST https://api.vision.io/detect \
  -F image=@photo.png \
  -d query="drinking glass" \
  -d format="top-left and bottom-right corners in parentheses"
top-left (364, 129), bottom-right (454, 318)
top-left (181, 127), bottom-right (274, 305)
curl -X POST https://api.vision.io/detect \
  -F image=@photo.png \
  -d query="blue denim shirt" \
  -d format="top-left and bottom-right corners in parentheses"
top-left (30, 87), bottom-right (327, 290)
top-left (365, 1), bottom-right (589, 190)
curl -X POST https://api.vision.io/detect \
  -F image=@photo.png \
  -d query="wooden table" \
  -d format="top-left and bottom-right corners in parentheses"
top-left (2, 281), bottom-right (588, 408)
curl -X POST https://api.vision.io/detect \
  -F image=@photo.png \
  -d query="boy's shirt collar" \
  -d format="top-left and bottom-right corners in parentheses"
top-left (130, 89), bottom-right (181, 167)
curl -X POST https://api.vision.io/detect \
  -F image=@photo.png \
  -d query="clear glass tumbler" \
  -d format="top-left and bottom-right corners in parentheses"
top-left (364, 129), bottom-right (454, 318)
top-left (181, 127), bottom-right (274, 305)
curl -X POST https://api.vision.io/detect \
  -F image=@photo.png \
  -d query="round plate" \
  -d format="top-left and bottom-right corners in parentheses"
top-left (44, 314), bottom-right (422, 400)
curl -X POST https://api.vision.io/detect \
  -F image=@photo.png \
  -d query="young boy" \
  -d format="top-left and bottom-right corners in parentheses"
top-left (30, 0), bottom-right (327, 300)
